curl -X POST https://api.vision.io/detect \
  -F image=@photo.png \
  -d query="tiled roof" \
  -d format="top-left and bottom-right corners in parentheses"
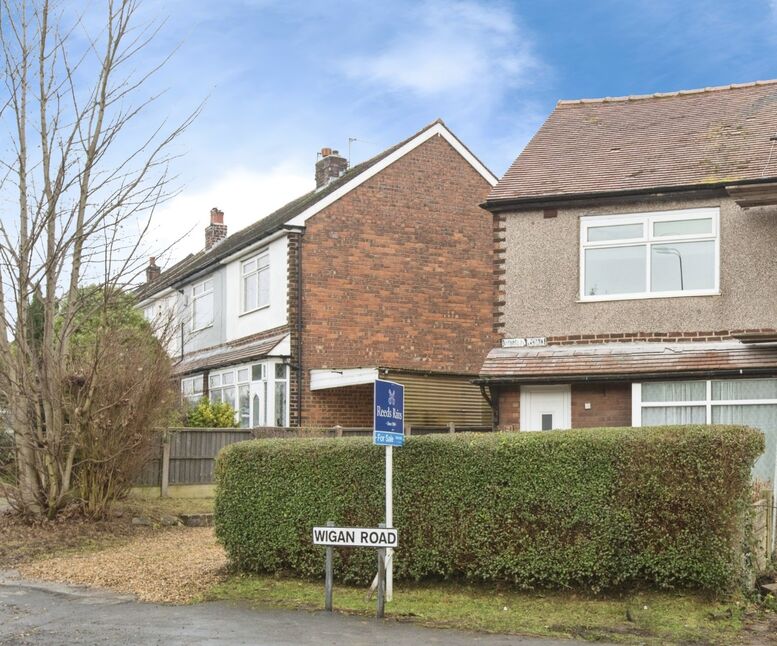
top-left (478, 342), bottom-right (777, 382)
top-left (137, 120), bottom-right (448, 301)
top-left (172, 332), bottom-right (288, 376)
top-left (488, 80), bottom-right (777, 204)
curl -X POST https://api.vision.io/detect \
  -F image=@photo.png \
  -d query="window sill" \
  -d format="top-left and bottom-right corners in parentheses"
top-left (239, 304), bottom-right (270, 317)
top-left (577, 290), bottom-right (720, 304)
top-left (191, 323), bottom-right (214, 333)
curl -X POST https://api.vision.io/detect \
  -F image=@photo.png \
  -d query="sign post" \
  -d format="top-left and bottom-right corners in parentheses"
top-left (313, 523), bottom-right (398, 618)
top-left (373, 378), bottom-right (404, 602)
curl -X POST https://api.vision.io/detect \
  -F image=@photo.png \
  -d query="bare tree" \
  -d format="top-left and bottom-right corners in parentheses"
top-left (0, 0), bottom-right (197, 517)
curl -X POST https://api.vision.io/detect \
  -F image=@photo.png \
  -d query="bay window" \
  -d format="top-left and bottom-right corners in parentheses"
top-left (181, 375), bottom-right (205, 405)
top-left (205, 360), bottom-right (289, 428)
top-left (580, 208), bottom-right (719, 300)
top-left (634, 378), bottom-right (777, 482)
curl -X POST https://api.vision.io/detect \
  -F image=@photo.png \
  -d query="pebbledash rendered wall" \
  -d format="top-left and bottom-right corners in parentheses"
top-left (297, 134), bottom-right (496, 426)
top-left (497, 194), bottom-right (777, 340)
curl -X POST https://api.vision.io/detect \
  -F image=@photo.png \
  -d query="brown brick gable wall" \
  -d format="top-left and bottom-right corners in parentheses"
top-left (298, 134), bottom-right (496, 426)
top-left (286, 230), bottom-right (302, 427)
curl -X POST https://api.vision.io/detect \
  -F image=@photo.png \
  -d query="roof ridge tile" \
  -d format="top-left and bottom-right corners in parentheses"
top-left (556, 78), bottom-right (777, 106)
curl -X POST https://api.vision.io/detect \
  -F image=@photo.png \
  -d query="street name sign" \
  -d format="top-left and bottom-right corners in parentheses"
top-left (312, 526), bottom-right (398, 549)
top-left (373, 378), bottom-right (404, 447)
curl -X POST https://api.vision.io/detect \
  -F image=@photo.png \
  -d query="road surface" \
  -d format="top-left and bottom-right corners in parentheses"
top-left (0, 572), bottom-right (597, 646)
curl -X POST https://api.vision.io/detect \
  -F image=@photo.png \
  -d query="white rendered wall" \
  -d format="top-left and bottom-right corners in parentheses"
top-left (224, 234), bottom-right (288, 341)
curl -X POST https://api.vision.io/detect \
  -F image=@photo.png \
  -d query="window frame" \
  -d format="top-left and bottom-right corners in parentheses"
top-left (206, 361), bottom-right (288, 428)
top-left (190, 278), bottom-right (215, 332)
top-left (240, 250), bottom-right (270, 315)
top-left (633, 379), bottom-right (777, 425)
top-left (579, 207), bottom-right (720, 302)
top-left (180, 374), bottom-right (205, 405)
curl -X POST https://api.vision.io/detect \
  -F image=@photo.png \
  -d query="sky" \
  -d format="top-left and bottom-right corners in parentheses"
top-left (110, 0), bottom-right (777, 265)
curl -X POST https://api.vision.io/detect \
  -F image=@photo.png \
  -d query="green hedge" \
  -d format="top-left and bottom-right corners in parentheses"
top-left (214, 425), bottom-right (763, 591)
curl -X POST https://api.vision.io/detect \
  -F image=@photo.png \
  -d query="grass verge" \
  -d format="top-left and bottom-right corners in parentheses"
top-left (205, 574), bottom-right (753, 644)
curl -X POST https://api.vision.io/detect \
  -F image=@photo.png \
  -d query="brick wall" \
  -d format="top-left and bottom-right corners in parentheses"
top-left (496, 386), bottom-right (520, 430)
top-left (493, 213), bottom-right (507, 335)
top-left (302, 383), bottom-right (373, 427)
top-left (547, 329), bottom-right (777, 346)
top-left (571, 383), bottom-right (632, 428)
top-left (287, 231), bottom-right (302, 427)
top-left (494, 382), bottom-right (632, 430)
top-left (299, 134), bottom-right (496, 426)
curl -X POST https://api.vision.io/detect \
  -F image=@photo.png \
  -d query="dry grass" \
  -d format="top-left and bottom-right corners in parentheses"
top-left (19, 527), bottom-right (227, 604)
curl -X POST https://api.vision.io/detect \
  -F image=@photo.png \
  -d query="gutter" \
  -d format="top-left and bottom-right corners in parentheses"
top-left (481, 176), bottom-right (777, 213)
top-left (474, 366), bottom-right (777, 386)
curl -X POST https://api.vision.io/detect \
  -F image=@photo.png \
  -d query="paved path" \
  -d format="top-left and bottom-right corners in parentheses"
top-left (0, 572), bottom-right (595, 646)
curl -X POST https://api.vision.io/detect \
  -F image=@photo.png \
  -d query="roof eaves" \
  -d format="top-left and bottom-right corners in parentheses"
top-left (483, 175), bottom-right (777, 213)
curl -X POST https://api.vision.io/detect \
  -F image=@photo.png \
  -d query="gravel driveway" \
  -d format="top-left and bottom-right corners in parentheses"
top-left (0, 573), bottom-right (596, 646)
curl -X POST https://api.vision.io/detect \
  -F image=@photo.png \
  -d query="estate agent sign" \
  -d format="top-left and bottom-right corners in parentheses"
top-left (373, 379), bottom-right (405, 447)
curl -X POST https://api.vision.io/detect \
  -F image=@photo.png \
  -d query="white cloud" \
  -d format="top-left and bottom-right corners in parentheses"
top-left (342, 1), bottom-right (541, 98)
top-left (146, 164), bottom-right (312, 268)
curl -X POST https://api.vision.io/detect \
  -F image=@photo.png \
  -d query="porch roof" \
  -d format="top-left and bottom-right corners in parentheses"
top-left (478, 341), bottom-right (777, 384)
top-left (172, 332), bottom-right (289, 376)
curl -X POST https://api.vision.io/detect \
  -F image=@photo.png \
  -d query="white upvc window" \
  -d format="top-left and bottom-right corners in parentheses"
top-left (207, 360), bottom-right (289, 428)
top-left (579, 207), bottom-right (719, 301)
top-left (273, 363), bottom-right (289, 427)
top-left (191, 278), bottom-right (214, 331)
top-left (241, 251), bottom-right (270, 314)
top-left (633, 378), bottom-right (777, 483)
top-left (181, 375), bottom-right (205, 405)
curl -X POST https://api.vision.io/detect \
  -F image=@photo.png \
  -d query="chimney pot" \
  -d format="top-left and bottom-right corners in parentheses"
top-left (205, 208), bottom-right (228, 250)
top-left (321, 147), bottom-right (332, 157)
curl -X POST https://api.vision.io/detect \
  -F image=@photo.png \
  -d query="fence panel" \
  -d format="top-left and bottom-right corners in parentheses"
top-left (135, 433), bottom-right (163, 486)
top-left (168, 428), bottom-right (254, 485)
top-left (134, 425), bottom-right (496, 489)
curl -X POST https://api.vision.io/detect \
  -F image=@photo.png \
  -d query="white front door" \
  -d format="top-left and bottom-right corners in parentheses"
top-left (520, 385), bottom-right (571, 431)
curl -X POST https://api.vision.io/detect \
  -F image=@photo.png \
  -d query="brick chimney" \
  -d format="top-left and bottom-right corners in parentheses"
top-left (315, 148), bottom-right (348, 189)
top-left (205, 207), bottom-right (227, 250)
top-left (146, 256), bottom-right (161, 283)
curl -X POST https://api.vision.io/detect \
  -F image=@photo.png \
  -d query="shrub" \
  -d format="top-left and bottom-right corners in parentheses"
top-left (186, 398), bottom-right (238, 428)
top-left (214, 425), bottom-right (763, 592)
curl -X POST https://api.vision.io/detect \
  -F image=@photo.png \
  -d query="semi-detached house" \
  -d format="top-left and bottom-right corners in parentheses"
top-left (138, 120), bottom-right (498, 429)
top-left (478, 81), bottom-right (777, 483)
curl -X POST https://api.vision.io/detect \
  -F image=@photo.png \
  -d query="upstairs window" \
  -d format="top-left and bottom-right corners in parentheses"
top-left (241, 252), bottom-right (270, 313)
top-left (191, 278), bottom-right (214, 331)
top-left (580, 208), bottom-right (719, 301)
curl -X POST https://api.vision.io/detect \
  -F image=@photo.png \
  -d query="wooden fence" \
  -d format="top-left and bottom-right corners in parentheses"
top-left (136, 424), bottom-right (492, 494)
top-left (753, 489), bottom-right (776, 572)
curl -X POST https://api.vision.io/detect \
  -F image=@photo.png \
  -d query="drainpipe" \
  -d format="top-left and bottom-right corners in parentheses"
top-left (479, 383), bottom-right (498, 429)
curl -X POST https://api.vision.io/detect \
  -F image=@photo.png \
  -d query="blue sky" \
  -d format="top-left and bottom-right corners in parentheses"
top-left (136, 0), bottom-right (777, 260)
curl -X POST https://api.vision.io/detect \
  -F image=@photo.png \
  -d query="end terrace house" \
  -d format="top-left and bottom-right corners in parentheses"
top-left (137, 120), bottom-right (498, 429)
top-left (479, 81), bottom-right (777, 482)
